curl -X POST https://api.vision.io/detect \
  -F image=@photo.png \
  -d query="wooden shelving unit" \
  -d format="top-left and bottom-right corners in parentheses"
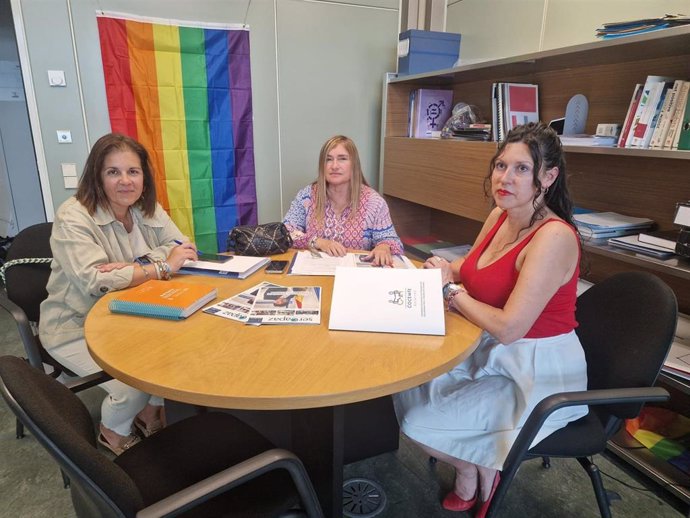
top-left (381, 24), bottom-right (690, 509)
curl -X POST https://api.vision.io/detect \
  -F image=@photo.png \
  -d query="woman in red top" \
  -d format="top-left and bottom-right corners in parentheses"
top-left (393, 122), bottom-right (587, 517)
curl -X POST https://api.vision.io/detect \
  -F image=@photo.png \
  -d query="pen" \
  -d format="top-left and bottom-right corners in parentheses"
top-left (173, 239), bottom-right (206, 256)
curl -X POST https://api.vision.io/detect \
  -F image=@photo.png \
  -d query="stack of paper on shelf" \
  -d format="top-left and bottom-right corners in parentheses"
top-left (574, 211), bottom-right (654, 239)
top-left (329, 267), bottom-right (445, 335)
top-left (559, 134), bottom-right (617, 147)
top-left (109, 280), bottom-right (217, 320)
top-left (607, 234), bottom-right (675, 259)
top-left (178, 255), bottom-right (269, 279)
top-left (662, 314), bottom-right (690, 381)
top-left (288, 251), bottom-right (414, 276)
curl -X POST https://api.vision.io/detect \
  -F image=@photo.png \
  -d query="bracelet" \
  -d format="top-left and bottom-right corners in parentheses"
top-left (153, 260), bottom-right (171, 281)
top-left (446, 288), bottom-right (461, 311)
top-left (139, 263), bottom-right (150, 281)
top-left (309, 236), bottom-right (319, 250)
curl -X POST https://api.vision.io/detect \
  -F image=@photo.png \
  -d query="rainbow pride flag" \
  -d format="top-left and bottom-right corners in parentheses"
top-left (626, 407), bottom-right (690, 474)
top-left (97, 13), bottom-right (257, 253)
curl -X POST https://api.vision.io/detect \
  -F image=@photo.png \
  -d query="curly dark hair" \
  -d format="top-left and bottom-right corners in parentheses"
top-left (76, 133), bottom-right (157, 217)
top-left (484, 122), bottom-right (576, 232)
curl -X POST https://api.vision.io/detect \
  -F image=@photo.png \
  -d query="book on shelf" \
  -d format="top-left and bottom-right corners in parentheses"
top-left (203, 281), bottom-right (280, 323)
top-left (608, 234), bottom-right (675, 259)
top-left (492, 82), bottom-right (539, 141)
top-left (328, 266), bottom-right (445, 335)
top-left (178, 255), bottom-right (270, 279)
top-left (637, 229), bottom-right (680, 251)
top-left (596, 15), bottom-right (690, 39)
top-left (109, 280), bottom-right (217, 320)
top-left (624, 75), bottom-right (674, 148)
top-left (411, 89), bottom-right (453, 138)
top-left (618, 83), bottom-right (642, 147)
top-left (649, 79), bottom-right (683, 149)
top-left (288, 251), bottom-right (415, 276)
top-left (664, 81), bottom-right (690, 149)
top-left (629, 79), bottom-right (674, 148)
top-left (246, 285), bottom-right (322, 325)
top-left (676, 89), bottom-right (690, 150)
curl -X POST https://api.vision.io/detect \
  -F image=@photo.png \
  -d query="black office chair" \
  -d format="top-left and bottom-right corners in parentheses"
top-left (0, 223), bottom-right (109, 440)
top-left (484, 271), bottom-right (678, 518)
top-left (0, 354), bottom-right (324, 518)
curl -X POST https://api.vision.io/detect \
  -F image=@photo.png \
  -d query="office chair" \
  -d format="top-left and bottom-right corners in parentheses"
top-left (484, 271), bottom-right (678, 518)
top-left (0, 222), bottom-right (109, 441)
top-left (0, 355), bottom-right (324, 518)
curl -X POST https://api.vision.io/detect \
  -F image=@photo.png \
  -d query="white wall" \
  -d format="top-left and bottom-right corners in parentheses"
top-left (12, 0), bottom-right (398, 225)
top-left (447, 0), bottom-right (690, 59)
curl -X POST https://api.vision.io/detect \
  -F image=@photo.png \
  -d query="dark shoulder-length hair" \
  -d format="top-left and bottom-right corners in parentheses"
top-left (76, 133), bottom-right (157, 217)
top-left (483, 122), bottom-right (576, 230)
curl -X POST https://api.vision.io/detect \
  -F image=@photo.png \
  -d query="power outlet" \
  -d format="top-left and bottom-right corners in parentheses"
top-left (56, 130), bottom-right (72, 144)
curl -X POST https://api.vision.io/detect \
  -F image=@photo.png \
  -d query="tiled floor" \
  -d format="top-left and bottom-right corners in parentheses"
top-left (0, 306), bottom-right (687, 517)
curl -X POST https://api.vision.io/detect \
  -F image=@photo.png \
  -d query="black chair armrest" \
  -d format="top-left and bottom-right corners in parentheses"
top-left (0, 292), bottom-right (43, 369)
top-left (135, 448), bottom-right (323, 518)
top-left (504, 386), bottom-right (669, 470)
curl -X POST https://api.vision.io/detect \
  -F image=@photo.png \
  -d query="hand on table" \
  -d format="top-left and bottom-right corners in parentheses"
top-left (315, 238), bottom-right (347, 257)
top-left (423, 256), bottom-right (454, 284)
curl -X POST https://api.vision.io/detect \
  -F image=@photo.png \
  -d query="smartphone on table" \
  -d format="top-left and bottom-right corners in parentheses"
top-left (265, 260), bottom-right (289, 274)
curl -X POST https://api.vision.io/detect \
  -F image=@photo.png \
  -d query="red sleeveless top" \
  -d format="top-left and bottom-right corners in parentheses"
top-left (459, 211), bottom-right (579, 338)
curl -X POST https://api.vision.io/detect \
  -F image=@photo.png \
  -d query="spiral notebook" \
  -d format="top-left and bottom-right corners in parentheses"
top-left (109, 280), bottom-right (217, 320)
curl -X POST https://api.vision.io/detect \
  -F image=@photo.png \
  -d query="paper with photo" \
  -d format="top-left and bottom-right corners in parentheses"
top-left (247, 285), bottom-right (322, 325)
top-left (203, 281), bottom-right (280, 322)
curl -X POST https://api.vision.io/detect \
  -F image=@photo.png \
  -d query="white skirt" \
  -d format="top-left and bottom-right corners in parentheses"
top-left (393, 330), bottom-right (588, 470)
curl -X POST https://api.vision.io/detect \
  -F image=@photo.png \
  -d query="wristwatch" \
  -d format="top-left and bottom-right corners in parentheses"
top-left (442, 282), bottom-right (461, 302)
top-left (309, 236), bottom-right (319, 250)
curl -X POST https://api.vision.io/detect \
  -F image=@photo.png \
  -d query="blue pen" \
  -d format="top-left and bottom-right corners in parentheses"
top-left (173, 239), bottom-right (203, 254)
top-left (174, 239), bottom-right (232, 262)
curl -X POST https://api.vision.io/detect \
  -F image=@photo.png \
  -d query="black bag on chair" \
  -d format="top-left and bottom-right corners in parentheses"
top-left (227, 222), bottom-right (293, 256)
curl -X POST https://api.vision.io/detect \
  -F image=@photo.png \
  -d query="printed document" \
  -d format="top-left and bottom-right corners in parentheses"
top-left (289, 251), bottom-right (415, 276)
top-left (329, 267), bottom-right (445, 335)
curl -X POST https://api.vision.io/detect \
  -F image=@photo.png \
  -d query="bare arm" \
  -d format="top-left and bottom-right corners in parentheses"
top-left (450, 222), bottom-right (579, 344)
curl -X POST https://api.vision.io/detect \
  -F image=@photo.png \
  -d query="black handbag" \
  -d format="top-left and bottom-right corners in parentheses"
top-left (226, 222), bottom-right (293, 256)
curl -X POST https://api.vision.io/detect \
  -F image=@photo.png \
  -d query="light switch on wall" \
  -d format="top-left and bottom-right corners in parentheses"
top-left (61, 163), bottom-right (77, 177)
top-left (47, 70), bottom-right (66, 87)
top-left (63, 176), bottom-right (78, 189)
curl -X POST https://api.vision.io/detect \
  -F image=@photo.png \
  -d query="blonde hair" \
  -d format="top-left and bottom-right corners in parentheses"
top-left (313, 135), bottom-right (369, 225)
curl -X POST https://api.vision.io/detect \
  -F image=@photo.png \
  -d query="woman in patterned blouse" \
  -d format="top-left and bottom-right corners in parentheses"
top-left (283, 135), bottom-right (403, 266)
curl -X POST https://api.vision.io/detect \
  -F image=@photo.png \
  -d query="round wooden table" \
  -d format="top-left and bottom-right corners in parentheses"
top-left (85, 251), bottom-right (482, 516)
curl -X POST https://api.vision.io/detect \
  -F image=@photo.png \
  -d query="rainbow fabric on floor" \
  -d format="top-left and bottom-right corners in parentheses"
top-left (97, 13), bottom-right (258, 253)
top-left (626, 407), bottom-right (690, 475)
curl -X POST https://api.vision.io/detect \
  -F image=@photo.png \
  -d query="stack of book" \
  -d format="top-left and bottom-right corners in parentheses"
top-left (618, 76), bottom-right (690, 150)
top-left (596, 15), bottom-right (690, 39)
top-left (491, 82), bottom-right (539, 141)
top-left (574, 211), bottom-right (654, 240)
top-left (443, 123), bottom-right (492, 141)
top-left (408, 88), bottom-right (453, 138)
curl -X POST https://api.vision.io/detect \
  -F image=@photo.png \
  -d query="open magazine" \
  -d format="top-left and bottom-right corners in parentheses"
top-left (204, 282), bottom-right (321, 325)
top-left (289, 250), bottom-right (415, 276)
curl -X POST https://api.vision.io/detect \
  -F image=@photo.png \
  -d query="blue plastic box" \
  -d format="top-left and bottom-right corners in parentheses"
top-left (398, 29), bottom-right (461, 76)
